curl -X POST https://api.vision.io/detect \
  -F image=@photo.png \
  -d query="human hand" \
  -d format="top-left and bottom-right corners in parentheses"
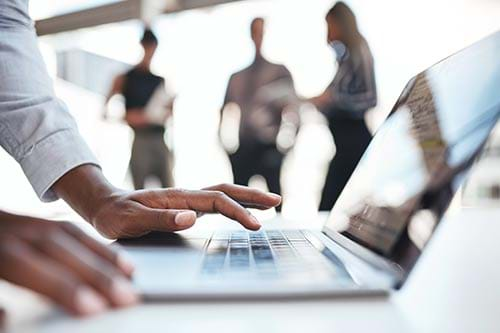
top-left (54, 165), bottom-right (282, 239)
top-left (307, 90), bottom-right (332, 109)
top-left (0, 212), bottom-right (137, 317)
top-left (91, 184), bottom-right (281, 239)
top-left (124, 109), bottom-right (149, 127)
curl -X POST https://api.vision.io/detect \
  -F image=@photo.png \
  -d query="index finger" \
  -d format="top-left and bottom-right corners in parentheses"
top-left (202, 184), bottom-right (281, 209)
top-left (135, 189), bottom-right (261, 230)
top-left (188, 190), bottom-right (262, 230)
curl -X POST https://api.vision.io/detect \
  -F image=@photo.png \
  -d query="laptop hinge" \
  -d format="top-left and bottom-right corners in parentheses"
top-left (320, 228), bottom-right (406, 288)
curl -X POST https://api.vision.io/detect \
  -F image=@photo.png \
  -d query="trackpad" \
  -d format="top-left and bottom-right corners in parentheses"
top-left (117, 232), bottom-right (208, 290)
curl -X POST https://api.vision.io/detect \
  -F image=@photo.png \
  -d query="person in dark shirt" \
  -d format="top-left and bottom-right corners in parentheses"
top-left (105, 28), bottom-right (174, 189)
top-left (220, 18), bottom-right (298, 210)
top-left (309, 2), bottom-right (377, 210)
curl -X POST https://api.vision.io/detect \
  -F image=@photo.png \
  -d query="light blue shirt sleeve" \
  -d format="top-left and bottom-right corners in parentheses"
top-left (0, 0), bottom-right (100, 202)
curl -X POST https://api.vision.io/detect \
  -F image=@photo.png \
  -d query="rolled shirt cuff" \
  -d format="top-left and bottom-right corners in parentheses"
top-left (19, 128), bottom-right (100, 202)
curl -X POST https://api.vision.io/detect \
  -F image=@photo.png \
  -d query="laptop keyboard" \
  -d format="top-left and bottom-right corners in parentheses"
top-left (201, 230), bottom-right (349, 281)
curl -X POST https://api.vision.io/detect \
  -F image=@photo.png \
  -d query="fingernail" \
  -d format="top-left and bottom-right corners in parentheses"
top-left (117, 253), bottom-right (135, 276)
top-left (110, 278), bottom-right (138, 306)
top-left (74, 287), bottom-right (107, 315)
top-left (175, 211), bottom-right (196, 227)
top-left (269, 193), bottom-right (282, 202)
top-left (251, 215), bottom-right (261, 228)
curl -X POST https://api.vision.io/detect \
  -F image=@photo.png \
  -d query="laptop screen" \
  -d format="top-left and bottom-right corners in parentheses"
top-left (324, 31), bottom-right (500, 275)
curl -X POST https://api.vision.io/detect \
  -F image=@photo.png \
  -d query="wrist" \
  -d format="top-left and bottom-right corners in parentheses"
top-left (52, 164), bottom-right (123, 225)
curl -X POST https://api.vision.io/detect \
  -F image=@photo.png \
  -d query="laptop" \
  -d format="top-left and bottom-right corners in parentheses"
top-left (119, 30), bottom-right (500, 300)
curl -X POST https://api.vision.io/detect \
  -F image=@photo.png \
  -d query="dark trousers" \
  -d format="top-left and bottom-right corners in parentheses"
top-left (130, 131), bottom-right (173, 190)
top-left (230, 143), bottom-right (283, 210)
top-left (319, 117), bottom-right (372, 211)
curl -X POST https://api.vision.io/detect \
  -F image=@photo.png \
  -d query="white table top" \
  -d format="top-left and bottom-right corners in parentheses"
top-left (1, 207), bottom-right (500, 333)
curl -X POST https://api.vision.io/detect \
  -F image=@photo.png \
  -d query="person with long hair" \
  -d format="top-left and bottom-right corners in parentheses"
top-left (310, 2), bottom-right (377, 210)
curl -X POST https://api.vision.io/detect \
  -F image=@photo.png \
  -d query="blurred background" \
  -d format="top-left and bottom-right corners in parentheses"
top-left (1, 0), bottom-right (500, 221)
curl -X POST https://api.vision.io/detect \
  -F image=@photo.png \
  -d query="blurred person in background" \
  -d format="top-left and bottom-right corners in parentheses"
top-left (220, 17), bottom-right (298, 211)
top-left (104, 28), bottom-right (174, 190)
top-left (309, 2), bottom-right (377, 211)
top-left (0, 0), bottom-right (281, 316)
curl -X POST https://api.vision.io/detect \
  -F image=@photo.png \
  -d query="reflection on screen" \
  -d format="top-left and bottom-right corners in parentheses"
top-left (326, 31), bottom-right (500, 274)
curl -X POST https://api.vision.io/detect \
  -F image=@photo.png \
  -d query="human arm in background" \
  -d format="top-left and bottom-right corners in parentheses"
top-left (160, 79), bottom-right (176, 123)
top-left (103, 73), bottom-right (149, 127)
top-left (102, 74), bottom-right (124, 120)
top-left (161, 96), bottom-right (175, 123)
top-left (218, 73), bottom-right (237, 151)
top-left (124, 108), bottom-right (150, 128)
top-left (308, 47), bottom-right (377, 117)
top-left (327, 61), bottom-right (377, 115)
top-left (276, 67), bottom-right (301, 152)
top-left (307, 89), bottom-right (333, 110)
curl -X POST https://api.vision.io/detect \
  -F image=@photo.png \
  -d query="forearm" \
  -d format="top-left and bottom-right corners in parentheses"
top-left (52, 165), bottom-right (121, 224)
top-left (125, 109), bottom-right (149, 127)
top-left (308, 90), bottom-right (332, 110)
top-left (161, 106), bottom-right (173, 123)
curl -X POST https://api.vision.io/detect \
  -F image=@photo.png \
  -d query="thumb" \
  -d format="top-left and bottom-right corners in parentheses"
top-left (172, 210), bottom-right (197, 229)
top-left (137, 208), bottom-right (197, 233)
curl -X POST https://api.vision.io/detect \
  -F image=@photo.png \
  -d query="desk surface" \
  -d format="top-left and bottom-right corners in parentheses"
top-left (1, 208), bottom-right (499, 333)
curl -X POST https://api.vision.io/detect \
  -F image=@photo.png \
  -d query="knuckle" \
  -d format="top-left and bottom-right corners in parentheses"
top-left (55, 280), bottom-right (83, 306)
top-left (162, 188), bottom-right (187, 207)
top-left (95, 204), bottom-right (137, 239)
top-left (105, 246), bottom-right (120, 261)
top-left (222, 183), bottom-right (236, 191)
top-left (38, 227), bottom-right (63, 242)
top-left (0, 235), bottom-right (18, 253)
top-left (249, 189), bottom-right (262, 200)
top-left (89, 262), bottom-right (116, 286)
top-left (216, 183), bottom-right (229, 191)
top-left (162, 188), bottom-right (176, 196)
top-left (164, 188), bottom-right (184, 196)
top-left (59, 222), bottom-right (81, 235)
top-left (156, 210), bottom-right (166, 225)
top-left (95, 221), bottom-right (122, 239)
top-left (33, 230), bottom-right (63, 250)
top-left (48, 228), bottom-right (66, 240)
top-left (40, 222), bottom-right (58, 233)
top-left (212, 191), bottom-right (227, 201)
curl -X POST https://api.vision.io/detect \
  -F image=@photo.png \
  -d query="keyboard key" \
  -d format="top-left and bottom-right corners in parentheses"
top-left (200, 229), bottom-right (347, 282)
